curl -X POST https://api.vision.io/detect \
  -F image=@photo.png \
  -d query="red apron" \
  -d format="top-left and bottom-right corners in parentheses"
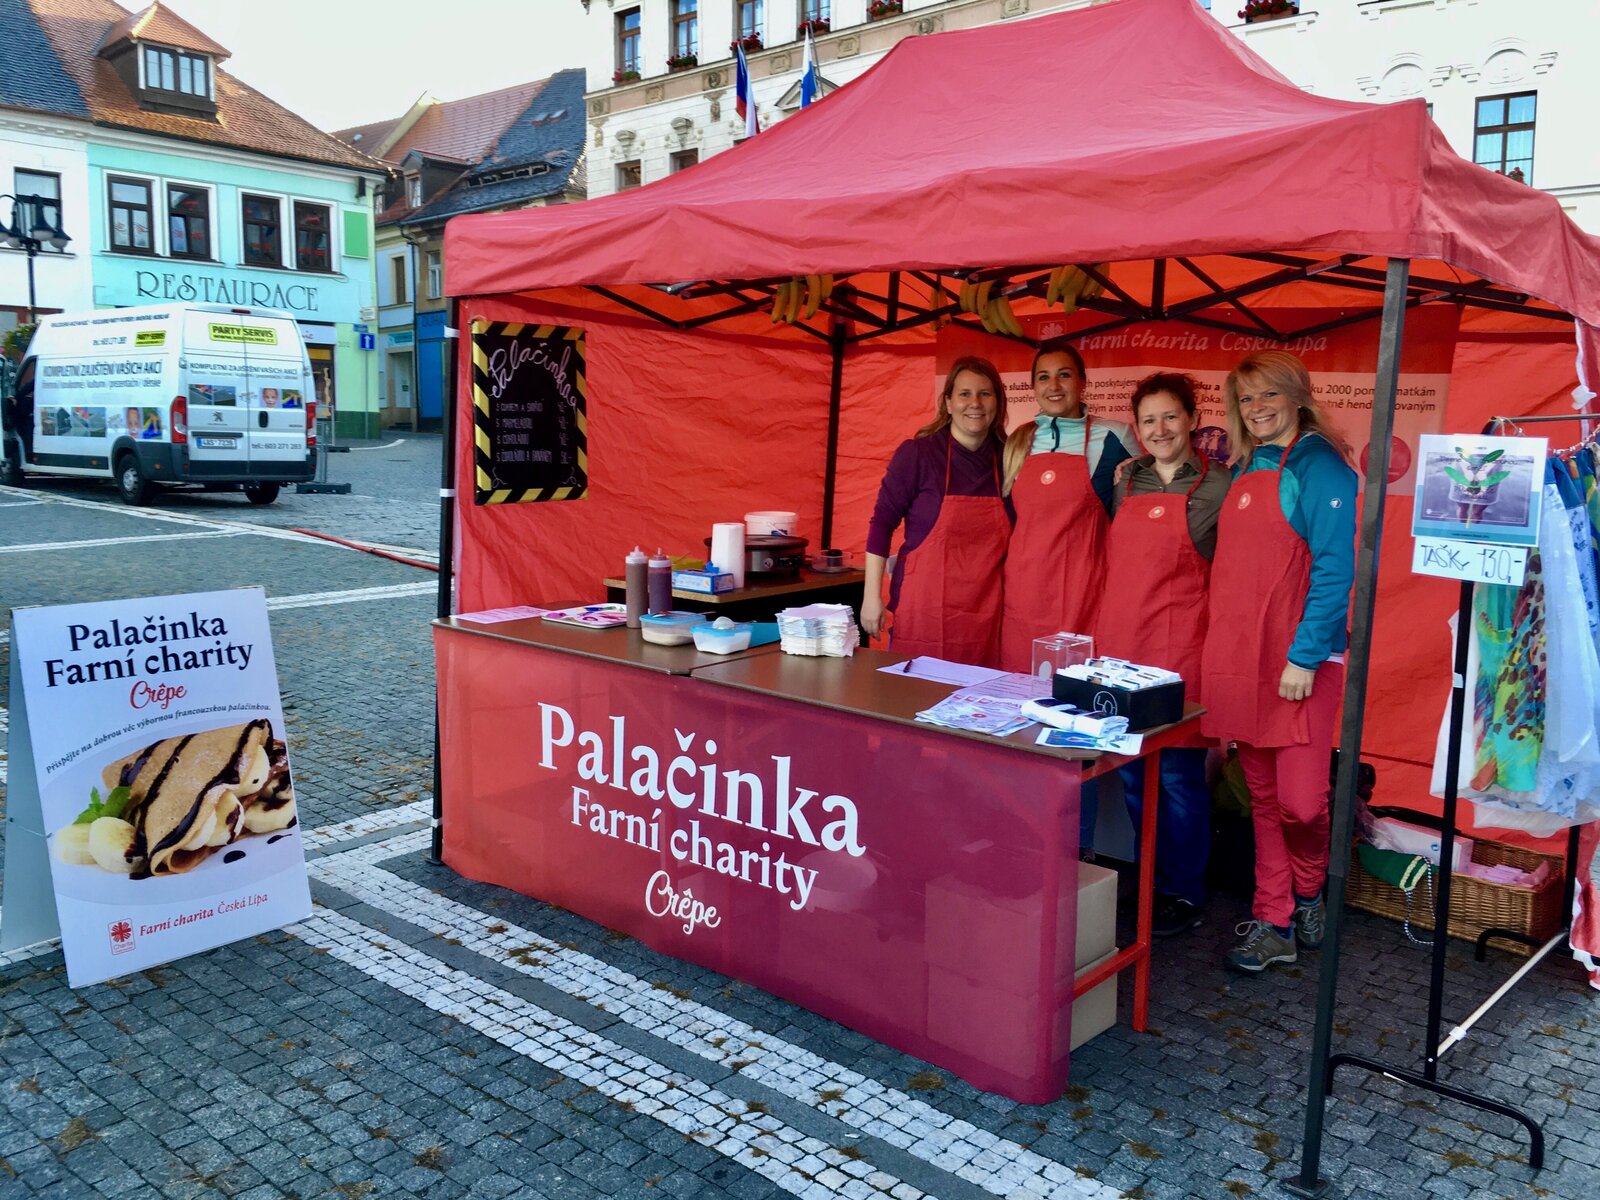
top-left (891, 435), bottom-right (1010, 667)
top-left (1200, 438), bottom-right (1312, 748)
top-left (1097, 458), bottom-right (1212, 746)
top-left (999, 420), bottom-right (1108, 673)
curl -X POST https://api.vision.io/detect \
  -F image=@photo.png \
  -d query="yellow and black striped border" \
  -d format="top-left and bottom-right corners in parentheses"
top-left (470, 320), bottom-right (588, 505)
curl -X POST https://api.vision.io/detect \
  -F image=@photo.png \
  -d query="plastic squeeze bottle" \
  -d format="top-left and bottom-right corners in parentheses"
top-left (647, 549), bottom-right (672, 615)
top-left (624, 547), bottom-right (648, 628)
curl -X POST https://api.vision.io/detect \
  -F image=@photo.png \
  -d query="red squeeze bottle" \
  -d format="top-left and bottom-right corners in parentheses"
top-left (647, 549), bottom-right (672, 615)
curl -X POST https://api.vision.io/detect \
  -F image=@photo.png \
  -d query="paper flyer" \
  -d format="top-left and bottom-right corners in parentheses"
top-left (8, 587), bottom-right (310, 987)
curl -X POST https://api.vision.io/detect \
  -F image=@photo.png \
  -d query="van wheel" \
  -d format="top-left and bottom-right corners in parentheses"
top-left (116, 455), bottom-right (154, 505)
top-left (1, 441), bottom-right (23, 488)
top-left (244, 483), bottom-right (280, 506)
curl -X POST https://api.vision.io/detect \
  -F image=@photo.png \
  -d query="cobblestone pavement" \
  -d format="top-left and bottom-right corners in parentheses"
top-left (2, 447), bottom-right (1599, 1199)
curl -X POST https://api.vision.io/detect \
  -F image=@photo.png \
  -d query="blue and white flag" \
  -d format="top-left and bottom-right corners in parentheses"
top-left (800, 28), bottom-right (819, 108)
top-left (735, 44), bottom-right (761, 136)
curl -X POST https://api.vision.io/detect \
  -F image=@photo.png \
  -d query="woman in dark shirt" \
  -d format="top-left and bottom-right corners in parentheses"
top-left (1097, 372), bottom-right (1231, 937)
top-left (863, 356), bottom-right (1012, 667)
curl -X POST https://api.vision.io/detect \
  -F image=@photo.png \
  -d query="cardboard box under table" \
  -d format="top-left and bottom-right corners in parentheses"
top-left (435, 619), bottom-right (1196, 1103)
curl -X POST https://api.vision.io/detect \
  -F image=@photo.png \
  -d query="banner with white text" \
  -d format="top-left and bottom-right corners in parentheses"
top-left (7, 588), bottom-right (310, 987)
top-left (936, 307), bottom-right (1460, 495)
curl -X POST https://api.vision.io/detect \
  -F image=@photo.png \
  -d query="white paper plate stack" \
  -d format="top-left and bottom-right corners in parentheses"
top-left (776, 603), bottom-right (859, 657)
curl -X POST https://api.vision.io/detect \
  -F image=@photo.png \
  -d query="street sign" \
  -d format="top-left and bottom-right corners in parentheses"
top-left (358, 333), bottom-right (376, 351)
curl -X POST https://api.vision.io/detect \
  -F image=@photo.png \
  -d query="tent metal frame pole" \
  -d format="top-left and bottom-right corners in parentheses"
top-left (1288, 256), bottom-right (1409, 1198)
top-left (820, 320), bottom-right (846, 550)
top-left (430, 298), bottom-right (462, 865)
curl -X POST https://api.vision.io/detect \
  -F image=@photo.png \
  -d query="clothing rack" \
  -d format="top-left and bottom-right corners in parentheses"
top-left (1324, 411), bottom-right (1600, 1170)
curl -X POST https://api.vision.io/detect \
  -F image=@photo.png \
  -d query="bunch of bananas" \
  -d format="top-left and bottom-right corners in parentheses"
top-left (1043, 263), bottom-right (1110, 314)
top-left (769, 274), bottom-right (836, 324)
top-left (956, 276), bottom-right (1025, 337)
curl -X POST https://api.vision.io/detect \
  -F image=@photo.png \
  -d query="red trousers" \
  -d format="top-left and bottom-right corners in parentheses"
top-left (1237, 662), bottom-right (1344, 927)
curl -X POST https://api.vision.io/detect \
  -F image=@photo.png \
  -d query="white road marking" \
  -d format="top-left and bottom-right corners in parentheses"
top-left (295, 907), bottom-right (927, 1200)
top-left (0, 529), bottom-right (242, 555)
top-left (266, 581), bottom-right (435, 610)
top-left (0, 703), bottom-right (7, 784)
top-left (317, 831), bottom-right (1118, 1200)
top-left (0, 485), bottom-right (327, 545)
top-left (348, 439), bottom-right (406, 452)
top-left (0, 500), bottom-right (48, 508)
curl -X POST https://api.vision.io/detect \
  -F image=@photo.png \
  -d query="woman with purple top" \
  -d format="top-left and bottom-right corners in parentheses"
top-left (861, 356), bottom-right (1012, 668)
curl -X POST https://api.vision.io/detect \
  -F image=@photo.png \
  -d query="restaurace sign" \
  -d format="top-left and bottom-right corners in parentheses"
top-left (135, 269), bottom-right (322, 314)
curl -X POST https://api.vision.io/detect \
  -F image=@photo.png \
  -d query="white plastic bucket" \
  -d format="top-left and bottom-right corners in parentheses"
top-left (745, 510), bottom-right (799, 538)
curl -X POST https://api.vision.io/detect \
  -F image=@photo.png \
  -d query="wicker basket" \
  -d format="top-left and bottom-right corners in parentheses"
top-left (1345, 839), bottom-right (1564, 956)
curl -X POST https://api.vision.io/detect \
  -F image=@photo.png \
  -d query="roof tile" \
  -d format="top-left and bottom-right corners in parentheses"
top-left (28, 0), bottom-right (379, 173)
top-left (98, 0), bottom-right (230, 59)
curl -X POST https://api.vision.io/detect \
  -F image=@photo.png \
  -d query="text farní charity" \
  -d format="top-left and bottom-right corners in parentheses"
top-left (43, 611), bottom-right (253, 688)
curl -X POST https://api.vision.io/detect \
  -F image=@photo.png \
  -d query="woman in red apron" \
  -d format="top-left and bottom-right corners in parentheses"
top-left (1097, 374), bottom-right (1231, 937)
top-left (1201, 351), bottom-right (1357, 974)
top-left (862, 357), bottom-right (1011, 667)
top-left (999, 341), bottom-right (1136, 673)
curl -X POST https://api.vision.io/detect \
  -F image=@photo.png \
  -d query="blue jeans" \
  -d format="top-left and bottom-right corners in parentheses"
top-left (1116, 748), bottom-right (1210, 906)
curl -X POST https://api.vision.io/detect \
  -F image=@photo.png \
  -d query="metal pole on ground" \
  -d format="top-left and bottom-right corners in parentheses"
top-left (430, 300), bottom-right (461, 863)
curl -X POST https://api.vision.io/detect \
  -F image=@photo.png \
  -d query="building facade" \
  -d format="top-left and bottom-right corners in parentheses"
top-left (6, 0), bottom-right (387, 437)
top-left (337, 72), bottom-right (586, 431)
top-left (579, 0), bottom-right (1599, 234)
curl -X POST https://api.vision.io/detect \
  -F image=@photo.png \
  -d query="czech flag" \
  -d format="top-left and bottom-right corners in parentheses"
top-left (735, 45), bottom-right (760, 137)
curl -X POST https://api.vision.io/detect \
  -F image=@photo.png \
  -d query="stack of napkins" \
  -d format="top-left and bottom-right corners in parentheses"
top-left (776, 603), bottom-right (859, 657)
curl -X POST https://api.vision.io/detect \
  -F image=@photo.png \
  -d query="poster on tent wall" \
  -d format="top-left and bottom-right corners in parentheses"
top-left (2, 588), bottom-right (310, 988)
top-left (935, 306), bottom-right (1460, 495)
top-left (470, 320), bottom-right (588, 504)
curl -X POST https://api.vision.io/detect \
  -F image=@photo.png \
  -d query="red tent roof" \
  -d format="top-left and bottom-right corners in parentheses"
top-left (445, 0), bottom-right (1600, 339)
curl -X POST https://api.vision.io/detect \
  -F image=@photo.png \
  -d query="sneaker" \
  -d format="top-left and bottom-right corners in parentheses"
top-left (1294, 894), bottom-right (1326, 951)
top-left (1152, 895), bottom-right (1204, 939)
top-left (1227, 920), bottom-right (1298, 974)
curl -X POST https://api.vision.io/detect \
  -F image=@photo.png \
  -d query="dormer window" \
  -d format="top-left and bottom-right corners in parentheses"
top-left (407, 176), bottom-right (422, 207)
top-left (143, 46), bottom-right (210, 98)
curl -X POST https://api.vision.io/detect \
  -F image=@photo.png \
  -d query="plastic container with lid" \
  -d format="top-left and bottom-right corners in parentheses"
top-left (745, 510), bottom-right (799, 538)
top-left (692, 617), bottom-right (754, 654)
top-left (638, 611), bottom-right (708, 645)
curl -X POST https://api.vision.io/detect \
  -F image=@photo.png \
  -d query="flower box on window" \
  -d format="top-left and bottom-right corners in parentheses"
top-left (730, 33), bottom-right (764, 53)
top-left (1238, 0), bottom-right (1298, 21)
top-left (867, 0), bottom-right (903, 18)
top-left (612, 67), bottom-right (641, 84)
top-left (796, 17), bottom-right (830, 36)
top-left (666, 52), bottom-right (699, 71)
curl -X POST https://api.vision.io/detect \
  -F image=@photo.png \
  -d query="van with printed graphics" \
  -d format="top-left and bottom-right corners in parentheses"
top-left (0, 303), bottom-right (317, 505)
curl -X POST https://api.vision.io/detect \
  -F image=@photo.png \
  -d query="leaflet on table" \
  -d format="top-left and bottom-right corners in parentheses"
top-left (915, 693), bottom-right (1035, 737)
top-left (2, 588), bottom-right (311, 987)
top-left (877, 657), bottom-right (1007, 686)
top-left (1035, 727), bottom-right (1145, 755)
top-left (1057, 657), bottom-right (1182, 690)
top-left (455, 605), bottom-right (553, 623)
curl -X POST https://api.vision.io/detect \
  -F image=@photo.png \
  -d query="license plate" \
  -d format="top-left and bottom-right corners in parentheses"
top-left (195, 436), bottom-right (235, 448)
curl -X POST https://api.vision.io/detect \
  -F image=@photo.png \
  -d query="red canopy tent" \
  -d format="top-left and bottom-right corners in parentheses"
top-left (440, 0), bottom-right (1600, 1187)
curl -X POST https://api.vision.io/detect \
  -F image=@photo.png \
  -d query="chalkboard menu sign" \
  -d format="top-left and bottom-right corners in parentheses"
top-left (469, 321), bottom-right (587, 505)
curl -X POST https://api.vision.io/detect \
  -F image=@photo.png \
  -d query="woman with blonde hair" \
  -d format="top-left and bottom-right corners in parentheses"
top-left (1201, 350), bottom-right (1357, 974)
top-left (997, 340), bottom-right (1137, 673)
top-left (862, 356), bottom-right (1012, 666)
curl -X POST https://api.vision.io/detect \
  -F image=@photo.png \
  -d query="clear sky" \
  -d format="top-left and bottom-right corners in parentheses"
top-left (159, 0), bottom-right (593, 133)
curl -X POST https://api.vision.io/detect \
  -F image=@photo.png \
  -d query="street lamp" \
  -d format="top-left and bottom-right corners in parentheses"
top-left (0, 193), bottom-right (71, 324)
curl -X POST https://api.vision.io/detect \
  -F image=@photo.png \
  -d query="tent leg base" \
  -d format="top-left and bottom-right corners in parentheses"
top-left (1474, 926), bottom-right (1553, 961)
top-left (1281, 1176), bottom-right (1329, 1198)
top-left (1328, 1053), bottom-right (1545, 1169)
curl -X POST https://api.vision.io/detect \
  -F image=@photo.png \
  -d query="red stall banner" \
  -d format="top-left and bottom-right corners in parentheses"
top-left (937, 306), bottom-right (1461, 494)
top-left (436, 627), bottom-right (1083, 1102)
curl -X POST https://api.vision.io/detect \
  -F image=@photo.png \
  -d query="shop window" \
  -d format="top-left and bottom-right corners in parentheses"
top-left (616, 160), bottom-right (642, 191)
top-left (737, 0), bottom-right (764, 40)
top-left (243, 194), bottom-right (282, 267)
top-left (108, 176), bottom-right (154, 254)
top-left (13, 170), bottom-right (62, 253)
top-left (1474, 91), bottom-right (1535, 183)
top-left (390, 254), bottom-right (408, 304)
top-left (426, 250), bottom-right (443, 299)
top-left (166, 185), bottom-right (210, 260)
top-left (671, 150), bottom-right (700, 173)
top-left (616, 8), bottom-right (641, 74)
top-left (672, 0), bottom-right (699, 58)
top-left (294, 201), bottom-right (333, 273)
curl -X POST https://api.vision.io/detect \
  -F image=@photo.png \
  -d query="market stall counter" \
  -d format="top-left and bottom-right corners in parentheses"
top-left (602, 567), bottom-right (867, 624)
top-left (435, 613), bottom-right (1199, 1103)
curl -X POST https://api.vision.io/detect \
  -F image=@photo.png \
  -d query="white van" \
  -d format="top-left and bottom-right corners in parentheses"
top-left (0, 303), bottom-right (317, 505)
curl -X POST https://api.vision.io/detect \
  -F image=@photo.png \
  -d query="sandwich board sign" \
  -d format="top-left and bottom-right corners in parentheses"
top-left (2, 588), bottom-right (311, 987)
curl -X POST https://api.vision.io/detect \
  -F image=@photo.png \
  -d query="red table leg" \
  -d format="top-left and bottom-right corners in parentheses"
top-left (1133, 751), bottom-right (1159, 1031)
